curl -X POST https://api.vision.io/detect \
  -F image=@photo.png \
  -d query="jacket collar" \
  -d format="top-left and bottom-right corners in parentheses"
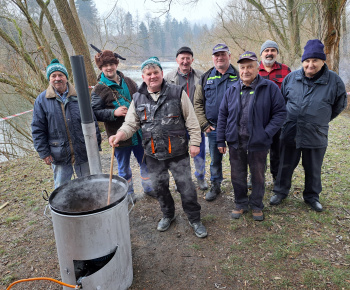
top-left (45, 82), bottom-right (77, 99)
top-left (295, 63), bottom-right (329, 84)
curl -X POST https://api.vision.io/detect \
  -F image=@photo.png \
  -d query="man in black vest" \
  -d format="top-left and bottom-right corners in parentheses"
top-left (109, 57), bottom-right (207, 238)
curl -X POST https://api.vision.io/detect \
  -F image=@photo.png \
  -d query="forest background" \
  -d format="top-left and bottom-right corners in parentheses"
top-left (0, 0), bottom-right (349, 161)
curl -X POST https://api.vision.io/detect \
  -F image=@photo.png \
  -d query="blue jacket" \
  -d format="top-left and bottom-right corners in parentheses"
top-left (280, 64), bottom-right (347, 148)
top-left (31, 83), bottom-right (101, 165)
top-left (217, 75), bottom-right (286, 151)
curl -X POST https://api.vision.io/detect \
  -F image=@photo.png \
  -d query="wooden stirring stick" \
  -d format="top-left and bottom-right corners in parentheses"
top-left (107, 146), bottom-right (115, 205)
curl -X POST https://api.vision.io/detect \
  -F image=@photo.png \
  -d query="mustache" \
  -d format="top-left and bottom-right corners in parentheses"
top-left (265, 55), bottom-right (275, 58)
top-left (53, 80), bottom-right (63, 84)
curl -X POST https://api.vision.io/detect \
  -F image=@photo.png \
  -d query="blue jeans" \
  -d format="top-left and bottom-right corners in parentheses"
top-left (114, 142), bottom-right (153, 194)
top-left (207, 130), bottom-right (223, 183)
top-left (52, 162), bottom-right (90, 189)
top-left (187, 132), bottom-right (206, 180)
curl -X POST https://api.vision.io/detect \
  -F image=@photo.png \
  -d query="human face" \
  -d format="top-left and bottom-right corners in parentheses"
top-left (142, 66), bottom-right (163, 92)
top-left (261, 47), bottom-right (278, 67)
top-left (212, 51), bottom-right (231, 72)
top-left (302, 58), bottom-right (325, 78)
top-left (49, 71), bottom-right (68, 94)
top-left (239, 60), bottom-right (259, 86)
top-left (101, 63), bottom-right (118, 80)
top-left (176, 53), bottom-right (194, 74)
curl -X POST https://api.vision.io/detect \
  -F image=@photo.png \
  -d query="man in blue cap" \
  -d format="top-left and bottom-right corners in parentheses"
top-left (32, 59), bottom-right (101, 188)
top-left (194, 43), bottom-right (239, 202)
top-left (216, 51), bottom-right (286, 221)
top-left (270, 39), bottom-right (347, 212)
top-left (109, 57), bottom-right (208, 238)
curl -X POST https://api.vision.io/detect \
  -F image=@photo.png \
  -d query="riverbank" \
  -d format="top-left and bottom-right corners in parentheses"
top-left (1, 113), bottom-right (350, 289)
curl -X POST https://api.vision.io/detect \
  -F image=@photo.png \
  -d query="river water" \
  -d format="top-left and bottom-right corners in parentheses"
top-left (0, 62), bottom-right (178, 162)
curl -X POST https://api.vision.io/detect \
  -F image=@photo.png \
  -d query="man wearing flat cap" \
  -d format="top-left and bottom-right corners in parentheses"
top-left (270, 39), bottom-right (347, 212)
top-left (91, 49), bottom-right (154, 201)
top-left (216, 51), bottom-right (286, 221)
top-left (259, 40), bottom-right (291, 183)
top-left (32, 59), bottom-right (101, 188)
top-left (109, 57), bottom-right (208, 238)
top-left (194, 43), bottom-right (239, 202)
top-left (165, 46), bottom-right (208, 191)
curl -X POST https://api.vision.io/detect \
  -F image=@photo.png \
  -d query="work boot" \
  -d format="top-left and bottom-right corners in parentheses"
top-left (205, 182), bottom-right (221, 201)
top-left (252, 210), bottom-right (264, 221)
top-left (157, 216), bottom-right (175, 232)
top-left (189, 221), bottom-right (208, 238)
top-left (197, 178), bottom-right (209, 191)
top-left (231, 208), bottom-right (248, 219)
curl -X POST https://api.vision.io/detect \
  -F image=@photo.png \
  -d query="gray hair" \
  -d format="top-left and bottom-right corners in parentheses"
top-left (141, 63), bottom-right (161, 74)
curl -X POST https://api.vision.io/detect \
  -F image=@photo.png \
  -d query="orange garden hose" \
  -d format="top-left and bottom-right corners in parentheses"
top-left (6, 277), bottom-right (79, 289)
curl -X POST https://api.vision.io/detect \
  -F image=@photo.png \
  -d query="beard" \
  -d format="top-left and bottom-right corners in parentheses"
top-left (262, 55), bottom-right (276, 66)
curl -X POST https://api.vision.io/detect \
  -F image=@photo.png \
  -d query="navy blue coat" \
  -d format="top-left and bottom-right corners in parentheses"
top-left (280, 64), bottom-right (347, 148)
top-left (31, 83), bottom-right (101, 165)
top-left (217, 75), bottom-right (286, 151)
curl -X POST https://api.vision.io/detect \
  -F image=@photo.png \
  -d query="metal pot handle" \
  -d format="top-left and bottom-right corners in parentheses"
top-left (128, 195), bottom-right (134, 215)
top-left (44, 204), bottom-right (53, 223)
top-left (42, 190), bottom-right (49, 201)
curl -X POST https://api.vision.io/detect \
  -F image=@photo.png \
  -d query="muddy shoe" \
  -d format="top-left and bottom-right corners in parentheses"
top-left (157, 216), bottom-right (175, 232)
top-left (231, 208), bottom-right (248, 219)
top-left (205, 182), bottom-right (221, 201)
top-left (197, 178), bottom-right (209, 191)
top-left (252, 210), bottom-right (264, 221)
top-left (189, 221), bottom-right (207, 238)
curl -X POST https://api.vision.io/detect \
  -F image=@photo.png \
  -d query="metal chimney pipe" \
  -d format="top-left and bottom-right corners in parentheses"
top-left (70, 55), bottom-right (102, 175)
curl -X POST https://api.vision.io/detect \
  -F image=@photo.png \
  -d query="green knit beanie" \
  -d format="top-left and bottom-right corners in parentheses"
top-left (141, 57), bottom-right (162, 71)
top-left (46, 59), bottom-right (69, 80)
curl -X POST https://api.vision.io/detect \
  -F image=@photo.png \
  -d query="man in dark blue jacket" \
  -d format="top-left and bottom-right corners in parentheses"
top-left (269, 39), bottom-right (347, 212)
top-left (31, 59), bottom-right (101, 188)
top-left (217, 51), bottom-right (286, 221)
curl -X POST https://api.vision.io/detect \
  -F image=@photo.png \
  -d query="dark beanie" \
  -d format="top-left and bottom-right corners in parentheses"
top-left (176, 46), bottom-right (193, 57)
top-left (301, 39), bottom-right (326, 62)
top-left (94, 50), bottom-right (119, 70)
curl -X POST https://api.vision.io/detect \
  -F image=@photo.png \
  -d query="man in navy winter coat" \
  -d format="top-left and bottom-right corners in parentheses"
top-left (269, 39), bottom-right (347, 212)
top-left (217, 51), bottom-right (286, 221)
top-left (31, 59), bottom-right (101, 189)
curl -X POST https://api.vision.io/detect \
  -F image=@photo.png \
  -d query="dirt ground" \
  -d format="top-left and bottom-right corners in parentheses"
top-left (1, 115), bottom-right (350, 290)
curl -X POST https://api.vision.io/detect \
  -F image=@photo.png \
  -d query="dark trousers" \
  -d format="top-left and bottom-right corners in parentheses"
top-left (269, 129), bottom-right (281, 179)
top-left (228, 146), bottom-right (268, 210)
top-left (145, 153), bottom-right (201, 223)
top-left (273, 145), bottom-right (327, 203)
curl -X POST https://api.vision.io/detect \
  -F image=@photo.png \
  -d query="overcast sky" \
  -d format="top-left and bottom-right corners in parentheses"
top-left (93, 0), bottom-right (228, 24)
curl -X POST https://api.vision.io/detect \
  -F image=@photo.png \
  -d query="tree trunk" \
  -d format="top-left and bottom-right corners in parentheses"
top-left (53, 0), bottom-right (96, 86)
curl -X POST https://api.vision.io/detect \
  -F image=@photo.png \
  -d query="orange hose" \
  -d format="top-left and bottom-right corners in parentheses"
top-left (6, 277), bottom-right (78, 289)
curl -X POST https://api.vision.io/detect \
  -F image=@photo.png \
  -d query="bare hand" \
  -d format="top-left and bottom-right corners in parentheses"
top-left (43, 155), bottom-right (53, 165)
top-left (190, 146), bottom-right (200, 158)
top-left (114, 106), bottom-right (128, 117)
top-left (205, 126), bottom-right (215, 133)
top-left (218, 147), bottom-right (226, 154)
top-left (109, 131), bottom-right (126, 147)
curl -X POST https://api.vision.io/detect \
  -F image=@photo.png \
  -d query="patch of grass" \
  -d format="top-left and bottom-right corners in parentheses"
top-left (1, 274), bottom-right (16, 286)
top-left (201, 214), bottom-right (216, 222)
top-left (28, 220), bottom-right (37, 225)
top-left (5, 215), bottom-right (21, 224)
top-left (0, 248), bottom-right (5, 256)
top-left (189, 243), bottom-right (200, 250)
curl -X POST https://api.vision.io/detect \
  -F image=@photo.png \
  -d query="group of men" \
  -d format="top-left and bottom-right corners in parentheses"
top-left (32, 38), bottom-right (347, 239)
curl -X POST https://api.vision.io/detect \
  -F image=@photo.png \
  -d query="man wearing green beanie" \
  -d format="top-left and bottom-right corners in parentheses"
top-left (32, 59), bottom-right (101, 188)
top-left (109, 57), bottom-right (208, 238)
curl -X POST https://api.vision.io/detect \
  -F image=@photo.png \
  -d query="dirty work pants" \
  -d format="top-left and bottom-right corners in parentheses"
top-left (145, 153), bottom-right (201, 223)
top-left (228, 146), bottom-right (268, 210)
top-left (273, 145), bottom-right (327, 203)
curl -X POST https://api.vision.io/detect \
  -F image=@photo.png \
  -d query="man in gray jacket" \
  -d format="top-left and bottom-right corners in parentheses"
top-left (165, 47), bottom-right (208, 190)
top-left (269, 39), bottom-right (347, 212)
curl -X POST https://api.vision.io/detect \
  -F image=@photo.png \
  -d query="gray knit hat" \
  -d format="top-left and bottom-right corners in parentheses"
top-left (141, 57), bottom-right (162, 71)
top-left (46, 59), bottom-right (68, 80)
top-left (260, 40), bottom-right (279, 55)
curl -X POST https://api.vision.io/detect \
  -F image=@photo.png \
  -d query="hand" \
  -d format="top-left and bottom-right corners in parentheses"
top-left (189, 146), bottom-right (200, 158)
top-left (205, 126), bottom-right (215, 133)
top-left (43, 155), bottom-right (53, 165)
top-left (218, 147), bottom-right (226, 154)
top-left (109, 131), bottom-right (126, 147)
top-left (114, 106), bottom-right (128, 117)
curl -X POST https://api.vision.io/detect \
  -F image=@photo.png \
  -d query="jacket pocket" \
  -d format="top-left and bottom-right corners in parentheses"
top-left (136, 105), bottom-right (150, 121)
top-left (49, 140), bottom-right (66, 162)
